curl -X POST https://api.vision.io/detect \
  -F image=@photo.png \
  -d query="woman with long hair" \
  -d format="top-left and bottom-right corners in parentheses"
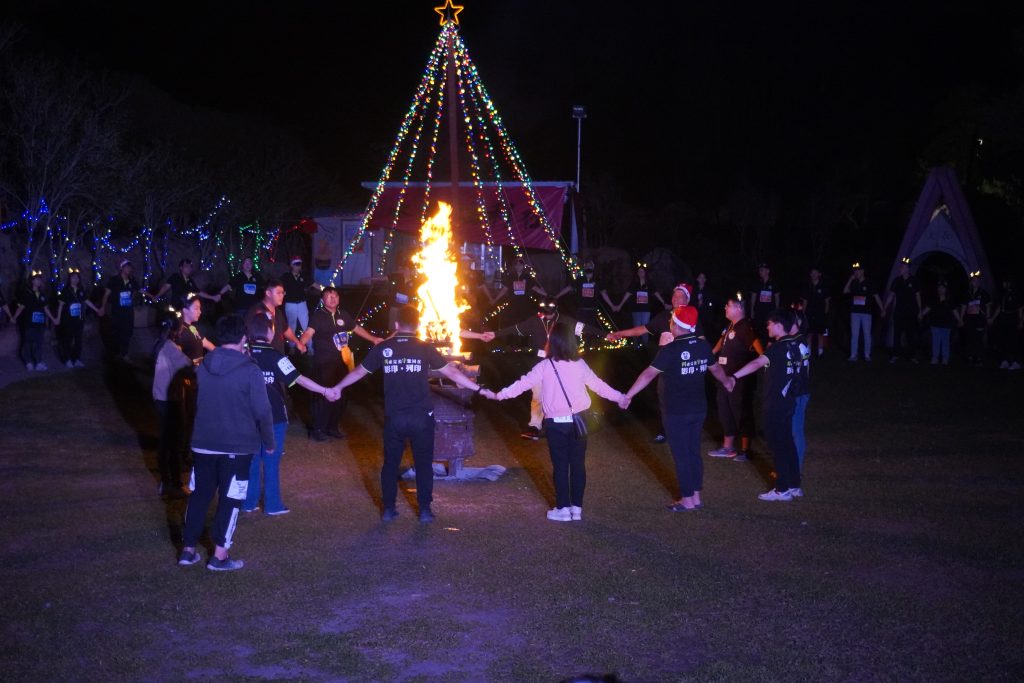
top-left (152, 314), bottom-right (191, 498)
top-left (483, 323), bottom-right (627, 522)
top-left (12, 270), bottom-right (58, 371)
top-left (55, 267), bottom-right (101, 368)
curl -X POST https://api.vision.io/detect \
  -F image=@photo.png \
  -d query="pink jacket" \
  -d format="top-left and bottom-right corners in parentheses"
top-left (495, 358), bottom-right (624, 418)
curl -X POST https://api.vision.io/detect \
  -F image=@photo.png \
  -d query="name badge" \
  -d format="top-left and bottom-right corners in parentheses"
top-left (119, 291), bottom-right (132, 307)
top-left (582, 283), bottom-right (595, 298)
top-left (513, 280), bottom-right (526, 295)
top-left (636, 291), bottom-right (648, 304)
top-left (243, 283), bottom-right (257, 296)
top-left (31, 311), bottom-right (45, 324)
top-left (536, 349), bottom-right (547, 358)
top-left (728, 331), bottom-right (735, 340)
top-left (853, 295), bottom-right (866, 306)
top-left (759, 290), bottom-right (773, 303)
top-left (553, 415), bottom-right (573, 423)
top-left (396, 292), bottom-right (409, 304)
top-left (69, 303), bottom-right (82, 318)
top-left (968, 299), bottom-right (981, 308)
top-left (333, 331), bottom-right (350, 350)
top-left (718, 356), bottom-right (728, 365)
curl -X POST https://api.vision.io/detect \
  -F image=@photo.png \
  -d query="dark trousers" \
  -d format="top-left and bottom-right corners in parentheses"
top-left (763, 406), bottom-right (800, 492)
top-left (154, 400), bottom-right (183, 489)
top-left (963, 315), bottom-right (986, 361)
top-left (664, 413), bottom-right (704, 498)
top-left (311, 357), bottom-right (346, 433)
top-left (183, 451), bottom-right (253, 549)
top-left (381, 411), bottom-right (435, 510)
top-left (543, 419), bottom-right (587, 508)
top-left (112, 312), bottom-right (133, 357)
top-left (19, 325), bottom-right (44, 364)
top-left (892, 316), bottom-right (918, 360)
top-left (58, 320), bottom-right (84, 362)
top-left (994, 320), bottom-right (1020, 364)
top-left (715, 377), bottom-right (753, 437)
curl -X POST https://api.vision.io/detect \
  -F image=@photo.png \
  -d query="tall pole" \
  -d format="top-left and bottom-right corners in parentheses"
top-left (572, 105), bottom-right (586, 192)
top-left (447, 29), bottom-right (461, 232)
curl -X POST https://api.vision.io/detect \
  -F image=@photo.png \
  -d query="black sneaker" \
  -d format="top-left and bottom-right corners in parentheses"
top-left (520, 427), bottom-right (541, 440)
top-left (207, 556), bottom-right (244, 571)
top-left (419, 508), bottom-right (435, 523)
top-left (381, 508), bottom-right (399, 522)
top-left (177, 549), bottom-right (201, 566)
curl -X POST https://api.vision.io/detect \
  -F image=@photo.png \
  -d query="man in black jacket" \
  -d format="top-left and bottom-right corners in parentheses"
top-left (178, 315), bottom-right (275, 571)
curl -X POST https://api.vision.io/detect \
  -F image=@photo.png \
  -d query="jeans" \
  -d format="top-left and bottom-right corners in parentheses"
top-left (285, 302), bottom-right (309, 342)
top-left (930, 326), bottom-right (952, 364)
top-left (245, 422), bottom-right (288, 512)
top-left (381, 410), bottom-right (435, 511)
top-left (850, 313), bottom-right (872, 359)
top-left (543, 419), bottom-right (587, 508)
top-left (19, 325), bottom-right (44, 365)
top-left (58, 320), bottom-right (84, 363)
top-left (663, 413), bottom-right (704, 498)
top-left (763, 405), bottom-right (800, 492)
top-left (792, 393), bottom-right (810, 473)
top-left (631, 311), bottom-right (651, 344)
top-left (183, 451), bottom-right (253, 549)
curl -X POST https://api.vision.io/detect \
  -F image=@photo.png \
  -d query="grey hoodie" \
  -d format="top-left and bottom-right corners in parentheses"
top-left (191, 346), bottom-right (275, 455)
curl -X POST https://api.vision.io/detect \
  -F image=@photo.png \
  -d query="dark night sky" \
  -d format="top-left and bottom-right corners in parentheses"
top-left (4, 0), bottom-right (1024, 210)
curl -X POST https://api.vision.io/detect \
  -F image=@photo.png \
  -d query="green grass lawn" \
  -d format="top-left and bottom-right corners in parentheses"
top-left (1, 353), bottom-right (1022, 682)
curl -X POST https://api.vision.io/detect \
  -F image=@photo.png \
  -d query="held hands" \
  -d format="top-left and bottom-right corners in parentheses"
top-left (617, 394), bottom-right (632, 410)
top-left (296, 341), bottom-right (308, 353)
top-left (324, 386), bottom-right (341, 402)
top-left (723, 375), bottom-right (737, 393)
top-left (481, 331), bottom-right (496, 342)
top-left (478, 388), bottom-right (498, 400)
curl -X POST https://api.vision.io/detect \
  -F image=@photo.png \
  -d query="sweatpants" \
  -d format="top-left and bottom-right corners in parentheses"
top-left (543, 419), bottom-right (587, 508)
top-left (381, 410), bottom-right (435, 511)
top-left (183, 452), bottom-right (253, 550)
top-left (664, 413), bottom-right (704, 498)
top-left (763, 405), bottom-right (800, 492)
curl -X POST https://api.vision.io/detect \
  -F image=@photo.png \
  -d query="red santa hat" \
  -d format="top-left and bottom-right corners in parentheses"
top-left (671, 305), bottom-right (699, 332)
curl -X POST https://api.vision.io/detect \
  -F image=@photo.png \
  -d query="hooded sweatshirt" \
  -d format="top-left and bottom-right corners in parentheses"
top-left (191, 346), bottom-right (275, 455)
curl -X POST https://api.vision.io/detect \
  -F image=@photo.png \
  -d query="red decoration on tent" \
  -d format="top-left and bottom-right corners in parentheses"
top-left (298, 217), bottom-right (319, 234)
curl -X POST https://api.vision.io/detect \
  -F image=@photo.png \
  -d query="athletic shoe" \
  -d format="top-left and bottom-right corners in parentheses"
top-left (569, 505), bottom-right (583, 521)
top-left (732, 452), bottom-right (749, 462)
top-left (74, 360), bottom-right (85, 368)
top-left (207, 556), bottom-right (244, 571)
top-left (546, 507), bottom-right (572, 522)
top-left (177, 549), bottom-right (201, 566)
top-left (419, 508), bottom-right (435, 523)
top-left (651, 434), bottom-right (667, 444)
top-left (666, 502), bottom-right (697, 512)
top-left (309, 430), bottom-right (329, 442)
top-left (265, 508), bottom-right (290, 516)
top-left (758, 488), bottom-right (793, 502)
top-left (241, 506), bottom-right (260, 513)
top-left (789, 488), bottom-right (804, 497)
top-left (24, 363), bottom-right (34, 371)
top-left (381, 508), bottom-right (399, 521)
top-left (35, 362), bottom-right (48, 371)
top-left (520, 427), bottom-right (542, 441)
top-left (1011, 362), bottom-right (1022, 371)
top-left (1000, 361), bottom-right (1010, 369)
top-left (65, 360), bottom-right (74, 368)
top-left (708, 447), bottom-right (737, 458)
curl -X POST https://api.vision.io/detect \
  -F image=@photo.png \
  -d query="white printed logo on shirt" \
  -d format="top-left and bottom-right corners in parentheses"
top-left (277, 357), bottom-right (297, 375)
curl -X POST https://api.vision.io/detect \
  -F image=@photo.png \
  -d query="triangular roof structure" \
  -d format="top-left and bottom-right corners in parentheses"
top-left (890, 166), bottom-right (993, 291)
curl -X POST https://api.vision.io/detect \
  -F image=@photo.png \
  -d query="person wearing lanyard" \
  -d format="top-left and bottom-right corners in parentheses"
top-left (484, 322), bottom-right (627, 521)
top-left (707, 295), bottom-right (764, 462)
top-left (299, 286), bottom-right (383, 441)
top-left (612, 261), bottom-right (666, 345)
top-left (178, 294), bottom-right (216, 363)
top-left (556, 258), bottom-right (610, 329)
top-left (281, 256), bottom-right (314, 347)
top-left (333, 305), bottom-right (483, 522)
top-left (884, 258), bottom-right (923, 363)
top-left (727, 309), bottom-right (804, 501)
top-left (960, 271), bottom-right (991, 366)
top-left (55, 267), bottom-right (101, 368)
top-left (244, 314), bottom-right (340, 515)
top-left (492, 257), bottom-right (547, 327)
top-left (246, 280), bottom-right (306, 355)
top-left (152, 315), bottom-right (191, 499)
top-left (749, 263), bottom-right (780, 342)
top-left (843, 262), bottom-right (884, 362)
top-left (229, 257), bottom-right (265, 316)
top-left (623, 306), bottom-right (730, 511)
top-left (178, 315), bottom-right (275, 572)
top-left (800, 268), bottom-right (831, 357)
top-left (101, 259), bottom-right (140, 361)
top-left (991, 277), bottom-right (1022, 370)
top-left (492, 297), bottom-right (607, 440)
top-left (13, 270), bottom-right (58, 371)
top-left (149, 258), bottom-right (225, 310)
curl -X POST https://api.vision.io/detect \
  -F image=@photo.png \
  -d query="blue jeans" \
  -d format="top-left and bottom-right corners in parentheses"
top-left (931, 327), bottom-right (951, 364)
top-left (792, 394), bottom-right (810, 473)
top-left (244, 422), bottom-right (288, 512)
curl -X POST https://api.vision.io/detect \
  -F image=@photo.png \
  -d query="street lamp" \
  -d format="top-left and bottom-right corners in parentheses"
top-left (572, 105), bottom-right (586, 192)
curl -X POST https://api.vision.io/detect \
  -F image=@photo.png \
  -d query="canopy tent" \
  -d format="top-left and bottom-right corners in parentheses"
top-left (359, 181), bottom-right (572, 250)
top-left (889, 167), bottom-right (994, 292)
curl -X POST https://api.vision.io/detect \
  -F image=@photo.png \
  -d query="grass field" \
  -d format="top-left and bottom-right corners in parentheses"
top-left (1, 351), bottom-right (1022, 682)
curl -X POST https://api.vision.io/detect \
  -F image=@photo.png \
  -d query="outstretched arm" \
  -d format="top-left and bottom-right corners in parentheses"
top-left (438, 363), bottom-right (483, 392)
top-left (334, 365), bottom-right (370, 392)
top-left (625, 366), bottom-right (661, 400)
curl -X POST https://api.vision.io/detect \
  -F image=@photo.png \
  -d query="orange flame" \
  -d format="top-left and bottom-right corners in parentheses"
top-left (412, 202), bottom-right (468, 356)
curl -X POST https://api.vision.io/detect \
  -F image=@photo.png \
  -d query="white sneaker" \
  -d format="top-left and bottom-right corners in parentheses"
top-left (569, 505), bottom-right (583, 521)
top-left (65, 360), bottom-right (74, 368)
top-left (35, 362), bottom-right (48, 371)
top-left (1011, 362), bottom-right (1022, 371)
top-left (789, 488), bottom-right (804, 498)
top-left (546, 507), bottom-right (572, 522)
top-left (1000, 361), bottom-right (1010, 369)
top-left (24, 362), bottom-right (34, 371)
top-left (75, 360), bottom-right (85, 368)
top-left (758, 488), bottom-right (793, 502)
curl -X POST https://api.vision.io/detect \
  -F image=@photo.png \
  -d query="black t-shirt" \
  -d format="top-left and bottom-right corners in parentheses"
top-left (802, 281), bottom-right (829, 317)
top-left (963, 287), bottom-right (990, 319)
top-left (715, 317), bottom-right (759, 374)
top-left (889, 275), bottom-right (920, 317)
top-left (105, 275), bottom-right (139, 316)
top-left (928, 299), bottom-right (957, 328)
top-left (502, 270), bottom-right (537, 316)
top-left (761, 336), bottom-right (801, 411)
top-left (498, 313), bottom-right (600, 355)
top-left (576, 276), bottom-right (601, 310)
top-left (246, 303), bottom-right (290, 354)
top-left (309, 307), bottom-right (356, 360)
top-left (281, 272), bottom-right (309, 304)
top-left (19, 288), bottom-right (48, 327)
top-left (651, 334), bottom-right (715, 417)
top-left (167, 273), bottom-right (198, 309)
top-left (180, 324), bottom-right (206, 362)
top-left (250, 341), bottom-right (301, 423)
top-left (751, 279), bottom-right (778, 320)
top-left (60, 286), bottom-right (88, 324)
top-left (997, 290), bottom-right (1022, 324)
top-left (361, 333), bottom-right (448, 418)
top-left (847, 279), bottom-right (875, 314)
top-left (628, 278), bottom-right (659, 314)
top-left (230, 271), bottom-right (264, 311)
top-left (790, 333), bottom-right (811, 397)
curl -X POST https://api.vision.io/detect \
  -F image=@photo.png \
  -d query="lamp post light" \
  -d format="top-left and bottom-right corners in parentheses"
top-left (572, 105), bottom-right (586, 192)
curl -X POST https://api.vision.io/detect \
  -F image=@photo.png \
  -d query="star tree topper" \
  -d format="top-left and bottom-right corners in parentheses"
top-left (434, 0), bottom-right (464, 26)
